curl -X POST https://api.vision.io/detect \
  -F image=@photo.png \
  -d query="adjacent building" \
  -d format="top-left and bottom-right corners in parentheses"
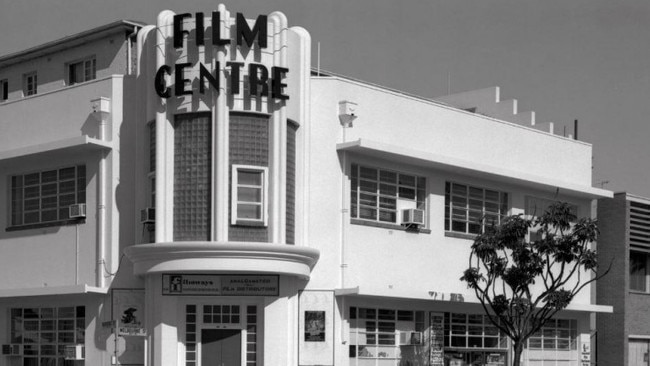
top-left (0, 6), bottom-right (612, 366)
top-left (597, 192), bottom-right (650, 366)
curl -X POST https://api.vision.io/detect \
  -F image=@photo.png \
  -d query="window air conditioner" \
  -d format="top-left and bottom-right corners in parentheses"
top-left (141, 208), bottom-right (155, 224)
top-left (69, 203), bottom-right (87, 218)
top-left (401, 208), bottom-right (425, 226)
top-left (1, 344), bottom-right (23, 356)
top-left (64, 344), bottom-right (85, 360)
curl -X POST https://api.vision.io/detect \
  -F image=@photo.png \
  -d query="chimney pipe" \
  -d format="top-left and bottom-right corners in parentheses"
top-left (574, 119), bottom-right (578, 140)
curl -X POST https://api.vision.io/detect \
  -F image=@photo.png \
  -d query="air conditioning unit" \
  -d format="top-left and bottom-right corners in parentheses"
top-left (401, 208), bottom-right (425, 226)
top-left (64, 344), bottom-right (85, 360)
top-left (398, 332), bottom-right (423, 345)
top-left (141, 208), bottom-right (155, 224)
top-left (1, 344), bottom-right (23, 356)
top-left (69, 203), bottom-right (87, 218)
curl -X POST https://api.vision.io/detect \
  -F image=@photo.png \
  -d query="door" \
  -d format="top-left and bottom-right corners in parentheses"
top-left (201, 329), bottom-right (241, 366)
top-left (630, 339), bottom-right (650, 366)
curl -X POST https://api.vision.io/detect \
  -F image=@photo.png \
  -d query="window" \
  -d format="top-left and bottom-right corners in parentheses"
top-left (0, 79), bottom-right (7, 101)
top-left (231, 165), bottom-right (268, 226)
top-left (630, 251), bottom-right (649, 292)
top-left (349, 307), bottom-right (425, 365)
top-left (444, 313), bottom-right (507, 349)
top-left (445, 182), bottom-right (508, 235)
top-left (68, 57), bottom-right (96, 85)
top-left (11, 165), bottom-right (86, 227)
top-left (526, 319), bottom-right (577, 350)
top-left (23, 72), bottom-right (37, 96)
top-left (350, 164), bottom-right (426, 224)
top-left (10, 306), bottom-right (85, 366)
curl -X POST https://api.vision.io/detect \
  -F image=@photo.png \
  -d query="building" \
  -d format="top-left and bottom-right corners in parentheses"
top-left (0, 6), bottom-right (612, 366)
top-left (596, 192), bottom-right (650, 366)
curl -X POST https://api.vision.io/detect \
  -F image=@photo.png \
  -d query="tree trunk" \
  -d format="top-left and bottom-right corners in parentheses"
top-left (512, 341), bottom-right (524, 366)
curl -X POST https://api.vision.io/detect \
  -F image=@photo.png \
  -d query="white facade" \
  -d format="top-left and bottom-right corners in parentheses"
top-left (0, 6), bottom-right (611, 366)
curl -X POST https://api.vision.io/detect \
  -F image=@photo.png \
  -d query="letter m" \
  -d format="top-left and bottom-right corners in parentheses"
top-left (237, 13), bottom-right (267, 48)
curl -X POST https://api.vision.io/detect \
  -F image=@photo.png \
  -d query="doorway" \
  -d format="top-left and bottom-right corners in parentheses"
top-left (630, 339), bottom-right (650, 366)
top-left (201, 329), bottom-right (241, 366)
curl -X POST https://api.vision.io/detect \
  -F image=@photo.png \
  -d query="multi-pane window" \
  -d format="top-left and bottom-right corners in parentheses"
top-left (11, 165), bottom-right (86, 227)
top-left (526, 319), bottom-right (577, 350)
top-left (525, 196), bottom-right (578, 219)
top-left (10, 306), bottom-right (85, 366)
top-left (444, 313), bottom-right (507, 349)
top-left (231, 165), bottom-right (268, 226)
top-left (23, 72), bottom-right (37, 96)
top-left (630, 251), bottom-right (649, 292)
top-left (350, 164), bottom-right (426, 224)
top-left (1, 78), bottom-right (7, 101)
top-left (349, 307), bottom-right (425, 365)
top-left (445, 182), bottom-right (508, 234)
top-left (68, 58), bottom-right (96, 85)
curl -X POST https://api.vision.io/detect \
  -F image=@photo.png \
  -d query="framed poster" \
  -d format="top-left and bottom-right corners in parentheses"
top-left (304, 311), bottom-right (326, 342)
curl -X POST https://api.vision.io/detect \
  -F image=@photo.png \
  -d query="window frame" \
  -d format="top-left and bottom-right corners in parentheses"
top-left (525, 318), bottom-right (577, 350)
top-left (68, 56), bottom-right (97, 85)
top-left (444, 181), bottom-right (508, 235)
top-left (23, 71), bottom-right (37, 96)
top-left (350, 164), bottom-right (426, 226)
top-left (9, 165), bottom-right (86, 229)
top-left (0, 78), bottom-right (8, 101)
top-left (231, 164), bottom-right (268, 226)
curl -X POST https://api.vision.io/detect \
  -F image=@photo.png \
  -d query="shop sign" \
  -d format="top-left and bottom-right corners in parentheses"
top-left (155, 12), bottom-right (289, 100)
top-left (162, 274), bottom-right (279, 296)
top-left (579, 333), bottom-right (591, 366)
top-left (429, 312), bottom-right (444, 366)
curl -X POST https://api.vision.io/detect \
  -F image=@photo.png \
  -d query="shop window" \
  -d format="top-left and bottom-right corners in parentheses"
top-left (10, 165), bottom-right (86, 228)
top-left (23, 71), bottom-right (37, 96)
top-left (444, 313), bottom-right (508, 349)
top-left (349, 307), bottom-right (425, 366)
top-left (1, 79), bottom-right (7, 101)
top-left (10, 306), bottom-right (85, 365)
top-left (350, 164), bottom-right (426, 225)
top-left (525, 319), bottom-right (577, 350)
top-left (231, 165), bottom-right (268, 226)
top-left (630, 251), bottom-right (649, 292)
top-left (68, 57), bottom-right (96, 85)
top-left (445, 182), bottom-right (508, 235)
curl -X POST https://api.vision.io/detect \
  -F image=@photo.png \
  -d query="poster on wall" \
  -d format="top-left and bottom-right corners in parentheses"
top-left (305, 311), bottom-right (326, 341)
top-left (112, 289), bottom-right (145, 365)
top-left (429, 312), bottom-right (444, 366)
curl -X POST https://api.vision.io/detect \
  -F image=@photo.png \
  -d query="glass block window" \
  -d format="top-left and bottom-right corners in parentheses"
top-left (68, 57), bottom-right (96, 85)
top-left (11, 165), bottom-right (86, 227)
top-left (174, 113), bottom-right (211, 241)
top-left (443, 313), bottom-right (507, 349)
top-left (246, 306), bottom-right (258, 366)
top-left (185, 305), bottom-right (197, 366)
top-left (445, 182), bottom-right (508, 234)
top-left (526, 319), bottom-right (577, 350)
top-left (23, 71), bottom-right (37, 96)
top-left (231, 165), bottom-right (268, 226)
top-left (11, 306), bottom-right (85, 366)
top-left (350, 164), bottom-right (426, 224)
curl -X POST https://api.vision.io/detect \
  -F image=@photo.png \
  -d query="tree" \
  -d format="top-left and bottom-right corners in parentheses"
top-left (460, 202), bottom-right (610, 366)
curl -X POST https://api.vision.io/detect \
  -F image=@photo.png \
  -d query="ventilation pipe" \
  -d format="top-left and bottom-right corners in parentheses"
top-left (91, 97), bottom-right (111, 288)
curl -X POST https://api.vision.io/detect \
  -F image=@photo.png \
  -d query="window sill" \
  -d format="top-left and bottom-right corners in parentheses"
top-left (350, 219), bottom-right (431, 234)
top-left (444, 231), bottom-right (478, 240)
top-left (629, 290), bottom-right (650, 296)
top-left (232, 220), bottom-right (267, 227)
top-left (6, 219), bottom-right (85, 232)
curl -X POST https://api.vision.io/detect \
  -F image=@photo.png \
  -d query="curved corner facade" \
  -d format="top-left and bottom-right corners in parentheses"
top-left (0, 5), bottom-right (613, 366)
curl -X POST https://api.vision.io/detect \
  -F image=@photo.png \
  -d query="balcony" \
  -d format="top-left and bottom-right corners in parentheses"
top-left (125, 242), bottom-right (320, 280)
top-left (0, 75), bottom-right (130, 161)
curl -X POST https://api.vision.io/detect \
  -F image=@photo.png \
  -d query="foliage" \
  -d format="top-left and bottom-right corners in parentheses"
top-left (460, 202), bottom-right (610, 366)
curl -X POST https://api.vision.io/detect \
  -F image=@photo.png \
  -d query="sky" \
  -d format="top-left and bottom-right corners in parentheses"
top-left (1, 0), bottom-right (649, 197)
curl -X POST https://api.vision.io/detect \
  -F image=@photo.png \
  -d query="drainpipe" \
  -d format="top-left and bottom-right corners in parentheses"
top-left (338, 101), bottom-right (357, 289)
top-left (91, 97), bottom-right (111, 288)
